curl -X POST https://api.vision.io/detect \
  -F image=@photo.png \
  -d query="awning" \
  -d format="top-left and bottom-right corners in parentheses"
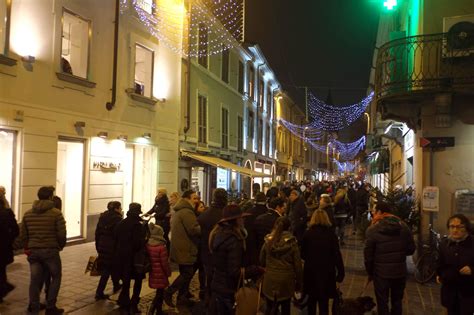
top-left (181, 151), bottom-right (266, 177)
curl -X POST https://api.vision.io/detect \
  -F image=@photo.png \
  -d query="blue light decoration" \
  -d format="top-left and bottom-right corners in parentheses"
top-left (307, 91), bottom-right (374, 131)
top-left (333, 159), bottom-right (356, 173)
top-left (305, 136), bottom-right (366, 161)
top-left (279, 119), bottom-right (324, 141)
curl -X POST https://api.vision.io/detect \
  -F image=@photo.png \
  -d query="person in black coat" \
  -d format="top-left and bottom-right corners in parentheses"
top-left (243, 192), bottom-right (269, 266)
top-left (0, 198), bottom-right (19, 302)
top-left (301, 210), bottom-right (345, 315)
top-left (114, 203), bottom-right (147, 313)
top-left (437, 214), bottom-right (474, 315)
top-left (94, 201), bottom-right (123, 300)
top-left (254, 197), bottom-right (286, 258)
top-left (287, 190), bottom-right (308, 244)
top-left (147, 189), bottom-right (171, 251)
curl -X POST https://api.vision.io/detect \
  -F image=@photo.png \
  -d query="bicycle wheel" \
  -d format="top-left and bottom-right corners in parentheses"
top-left (414, 252), bottom-right (436, 284)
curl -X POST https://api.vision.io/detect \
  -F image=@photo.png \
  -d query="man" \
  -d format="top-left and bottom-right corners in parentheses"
top-left (243, 192), bottom-right (269, 266)
top-left (94, 201), bottom-right (123, 300)
top-left (364, 201), bottom-right (415, 315)
top-left (21, 186), bottom-right (66, 315)
top-left (254, 197), bottom-right (286, 256)
top-left (355, 183), bottom-right (370, 232)
top-left (164, 190), bottom-right (201, 307)
top-left (287, 190), bottom-right (308, 244)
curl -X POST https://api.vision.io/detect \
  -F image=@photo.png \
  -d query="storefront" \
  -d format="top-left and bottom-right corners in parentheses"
top-left (0, 129), bottom-right (18, 216)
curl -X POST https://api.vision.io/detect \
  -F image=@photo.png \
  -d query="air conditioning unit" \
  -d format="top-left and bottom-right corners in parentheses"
top-left (443, 14), bottom-right (474, 58)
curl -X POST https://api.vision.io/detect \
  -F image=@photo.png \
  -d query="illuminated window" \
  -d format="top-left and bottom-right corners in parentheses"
top-left (134, 44), bottom-right (154, 98)
top-left (248, 65), bottom-right (255, 100)
top-left (258, 78), bottom-right (264, 109)
top-left (221, 107), bottom-right (229, 149)
top-left (137, 0), bottom-right (153, 14)
top-left (198, 23), bottom-right (208, 68)
top-left (198, 95), bottom-right (207, 144)
top-left (61, 10), bottom-right (91, 79)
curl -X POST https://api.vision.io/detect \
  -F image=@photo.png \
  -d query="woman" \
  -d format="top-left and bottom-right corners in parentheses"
top-left (260, 217), bottom-right (303, 315)
top-left (301, 210), bottom-right (345, 315)
top-left (209, 205), bottom-right (260, 314)
top-left (147, 189), bottom-right (171, 250)
top-left (437, 214), bottom-right (474, 315)
top-left (0, 197), bottom-right (19, 302)
top-left (195, 200), bottom-right (207, 215)
top-left (318, 194), bottom-right (336, 228)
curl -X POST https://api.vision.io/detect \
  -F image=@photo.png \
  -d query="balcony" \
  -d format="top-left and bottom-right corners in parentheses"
top-left (375, 33), bottom-right (474, 104)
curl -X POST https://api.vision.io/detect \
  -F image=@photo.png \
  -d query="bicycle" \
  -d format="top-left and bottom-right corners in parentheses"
top-left (414, 224), bottom-right (442, 284)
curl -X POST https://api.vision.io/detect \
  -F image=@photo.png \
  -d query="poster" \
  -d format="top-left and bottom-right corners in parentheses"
top-left (422, 186), bottom-right (439, 212)
top-left (217, 168), bottom-right (228, 189)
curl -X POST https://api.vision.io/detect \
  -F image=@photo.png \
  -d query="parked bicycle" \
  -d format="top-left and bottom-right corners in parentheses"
top-left (414, 224), bottom-right (442, 284)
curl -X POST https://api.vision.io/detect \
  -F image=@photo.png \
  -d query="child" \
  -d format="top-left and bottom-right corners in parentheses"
top-left (147, 223), bottom-right (171, 315)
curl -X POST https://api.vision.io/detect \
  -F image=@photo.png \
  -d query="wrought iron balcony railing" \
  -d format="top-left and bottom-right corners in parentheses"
top-left (375, 32), bottom-right (474, 100)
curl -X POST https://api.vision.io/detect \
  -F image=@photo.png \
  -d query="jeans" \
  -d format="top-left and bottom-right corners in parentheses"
top-left (214, 293), bottom-right (235, 315)
top-left (27, 248), bottom-right (62, 311)
top-left (307, 297), bottom-right (329, 315)
top-left (265, 298), bottom-right (290, 315)
top-left (118, 274), bottom-right (142, 307)
top-left (95, 267), bottom-right (120, 296)
top-left (373, 276), bottom-right (406, 315)
top-left (335, 217), bottom-right (347, 242)
top-left (168, 264), bottom-right (194, 298)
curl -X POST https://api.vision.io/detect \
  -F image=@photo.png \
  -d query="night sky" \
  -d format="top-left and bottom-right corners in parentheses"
top-left (245, 0), bottom-right (380, 138)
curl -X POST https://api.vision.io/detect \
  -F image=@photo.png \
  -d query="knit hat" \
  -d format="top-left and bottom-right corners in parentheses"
top-left (254, 192), bottom-right (267, 205)
top-left (148, 222), bottom-right (166, 246)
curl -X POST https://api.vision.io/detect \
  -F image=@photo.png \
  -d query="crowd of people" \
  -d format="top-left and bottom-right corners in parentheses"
top-left (0, 181), bottom-right (473, 315)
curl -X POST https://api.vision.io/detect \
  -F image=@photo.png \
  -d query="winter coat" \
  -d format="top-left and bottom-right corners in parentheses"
top-left (147, 243), bottom-right (171, 289)
top-left (301, 225), bottom-right (345, 299)
top-left (244, 204), bottom-right (269, 266)
top-left (437, 235), bottom-right (474, 313)
top-left (210, 225), bottom-right (245, 297)
top-left (95, 209), bottom-right (122, 271)
top-left (113, 213), bottom-right (146, 279)
top-left (254, 210), bottom-right (281, 256)
top-left (260, 231), bottom-right (303, 301)
top-left (197, 204), bottom-right (224, 268)
top-left (356, 188), bottom-right (370, 210)
top-left (147, 197), bottom-right (170, 233)
top-left (0, 207), bottom-right (19, 266)
top-left (20, 200), bottom-right (66, 250)
top-left (170, 198), bottom-right (201, 265)
top-left (334, 192), bottom-right (350, 218)
top-left (288, 197), bottom-right (308, 243)
top-left (364, 215), bottom-right (415, 279)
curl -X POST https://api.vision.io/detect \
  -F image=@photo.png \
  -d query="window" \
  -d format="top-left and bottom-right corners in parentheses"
top-left (238, 61), bottom-right (244, 94)
top-left (61, 10), bottom-right (91, 79)
top-left (198, 23), bottom-right (208, 68)
top-left (221, 48), bottom-right (229, 83)
top-left (0, 0), bottom-right (10, 55)
top-left (266, 125), bottom-right (270, 156)
top-left (237, 116), bottom-right (243, 152)
top-left (221, 107), bottom-right (229, 149)
top-left (266, 88), bottom-right (272, 115)
top-left (137, 0), bottom-right (153, 14)
top-left (248, 110), bottom-right (254, 138)
top-left (258, 119), bottom-right (263, 154)
top-left (248, 65), bottom-right (255, 100)
top-left (258, 78), bottom-right (264, 109)
top-left (134, 44), bottom-right (154, 97)
top-left (198, 95), bottom-right (207, 144)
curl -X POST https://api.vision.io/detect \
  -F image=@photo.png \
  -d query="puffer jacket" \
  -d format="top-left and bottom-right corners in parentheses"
top-left (147, 243), bottom-right (171, 289)
top-left (364, 215), bottom-right (415, 278)
top-left (20, 200), bottom-right (66, 250)
top-left (260, 231), bottom-right (303, 301)
top-left (170, 198), bottom-right (201, 265)
top-left (95, 209), bottom-right (122, 271)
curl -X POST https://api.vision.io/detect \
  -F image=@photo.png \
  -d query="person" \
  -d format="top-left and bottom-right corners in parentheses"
top-left (254, 197), bottom-right (286, 256)
top-left (147, 189), bottom-right (171, 251)
top-left (364, 201), bottom-right (415, 315)
top-left (301, 210), bottom-right (345, 315)
top-left (193, 199), bottom-right (207, 300)
top-left (114, 203), bottom-right (147, 313)
top-left (437, 214), bottom-right (474, 315)
top-left (164, 190), bottom-right (201, 307)
top-left (0, 196), bottom-right (19, 303)
top-left (334, 188), bottom-right (350, 245)
top-left (355, 184), bottom-right (370, 232)
top-left (287, 190), bottom-right (308, 244)
top-left (208, 205), bottom-right (260, 314)
top-left (147, 222), bottom-right (171, 315)
top-left (20, 186), bottom-right (66, 315)
top-left (94, 201), bottom-right (123, 300)
top-left (197, 188), bottom-right (227, 304)
top-left (260, 217), bottom-right (303, 315)
top-left (244, 192), bottom-right (269, 266)
top-left (318, 194), bottom-right (336, 228)
top-left (0, 186), bottom-right (11, 209)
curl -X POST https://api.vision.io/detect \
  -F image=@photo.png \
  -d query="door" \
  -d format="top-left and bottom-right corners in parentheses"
top-left (0, 129), bottom-right (16, 215)
top-left (56, 140), bottom-right (84, 238)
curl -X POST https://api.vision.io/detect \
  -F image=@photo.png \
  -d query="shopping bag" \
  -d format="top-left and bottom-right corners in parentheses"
top-left (234, 268), bottom-right (263, 315)
top-left (84, 256), bottom-right (100, 276)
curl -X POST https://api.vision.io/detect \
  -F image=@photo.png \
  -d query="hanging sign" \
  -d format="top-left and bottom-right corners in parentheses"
top-left (422, 186), bottom-right (439, 212)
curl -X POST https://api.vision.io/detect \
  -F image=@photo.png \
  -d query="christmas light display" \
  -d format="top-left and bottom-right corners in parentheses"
top-left (333, 159), bottom-right (356, 173)
top-left (120, 0), bottom-right (243, 57)
top-left (307, 91), bottom-right (374, 131)
top-left (279, 119), bottom-right (324, 141)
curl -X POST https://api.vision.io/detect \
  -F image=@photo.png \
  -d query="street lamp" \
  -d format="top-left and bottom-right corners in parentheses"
top-left (364, 112), bottom-right (370, 134)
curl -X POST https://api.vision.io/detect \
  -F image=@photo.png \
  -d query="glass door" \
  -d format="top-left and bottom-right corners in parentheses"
top-left (0, 129), bottom-right (16, 215)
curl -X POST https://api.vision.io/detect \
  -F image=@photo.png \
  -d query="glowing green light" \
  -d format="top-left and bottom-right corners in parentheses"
top-left (383, 0), bottom-right (397, 10)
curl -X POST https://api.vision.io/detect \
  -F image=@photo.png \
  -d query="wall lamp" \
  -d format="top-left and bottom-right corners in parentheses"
top-left (117, 134), bottom-right (128, 141)
top-left (74, 121), bottom-right (86, 128)
top-left (97, 131), bottom-right (108, 139)
top-left (142, 132), bottom-right (151, 139)
top-left (21, 55), bottom-right (36, 64)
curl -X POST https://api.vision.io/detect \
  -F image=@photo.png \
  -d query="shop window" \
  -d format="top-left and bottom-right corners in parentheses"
top-left (238, 60), bottom-right (244, 94)
top-left (198, 94), bottom-right (207, 144)
top-left (248, 65), bottom-right (254, 100)
top-left (0, 129), bottom-right (16, 215)
top-left (134, 44), bottom-right (154, 98)
top-left (248, 110), bottom-right (254, 138)
top-left (258, 78), bottom-right (264, 109)
top-left (137, 0), bottom-right (153, 14)
top-left (198, 23), bottom-right (208, 68)
top-left (237, 116), bottom-right (243, 152)
top-left (221, 107), bottom-right (229, 149)
top-left (221, 48), bottom-right (229, 83)
top-left (61, 10), bottom-right (90, 79)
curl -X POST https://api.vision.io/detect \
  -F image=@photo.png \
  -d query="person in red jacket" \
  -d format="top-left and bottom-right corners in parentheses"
top-left (147, 222), bottom-right (172, 315)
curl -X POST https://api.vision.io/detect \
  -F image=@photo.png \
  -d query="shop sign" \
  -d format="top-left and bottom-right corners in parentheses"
top-left (217, 167), bottom-right (228, 189)
top-left (92, 159), bottom-right (122, 172)
top-left (422, 186), bottom-right (439, 212)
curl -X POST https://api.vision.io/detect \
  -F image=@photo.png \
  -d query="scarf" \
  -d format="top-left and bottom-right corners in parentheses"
top-left (371, 212), bottom-right (401, 226)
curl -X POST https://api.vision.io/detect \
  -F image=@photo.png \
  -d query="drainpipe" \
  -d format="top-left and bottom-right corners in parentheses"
top-left (106, 0), bottom-right (120, 111)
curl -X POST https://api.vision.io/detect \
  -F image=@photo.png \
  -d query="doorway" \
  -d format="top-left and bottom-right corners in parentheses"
top-left (0, 129), bottom-right (17, 215)
top-left (56, 139), bottom-right (85, 238)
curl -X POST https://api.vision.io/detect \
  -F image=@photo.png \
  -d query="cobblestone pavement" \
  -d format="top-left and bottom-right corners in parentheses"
top-left (0, 230), bottom-right (445, 315)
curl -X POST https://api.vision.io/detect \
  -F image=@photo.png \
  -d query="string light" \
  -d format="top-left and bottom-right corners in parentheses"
top-left (333, 159), bottom-right (356, 173)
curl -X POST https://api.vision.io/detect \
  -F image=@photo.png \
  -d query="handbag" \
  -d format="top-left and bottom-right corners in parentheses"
top-left (84, 256), bottom-right (100, 277)
top-left (234, 268), bottom-right (263, 315)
